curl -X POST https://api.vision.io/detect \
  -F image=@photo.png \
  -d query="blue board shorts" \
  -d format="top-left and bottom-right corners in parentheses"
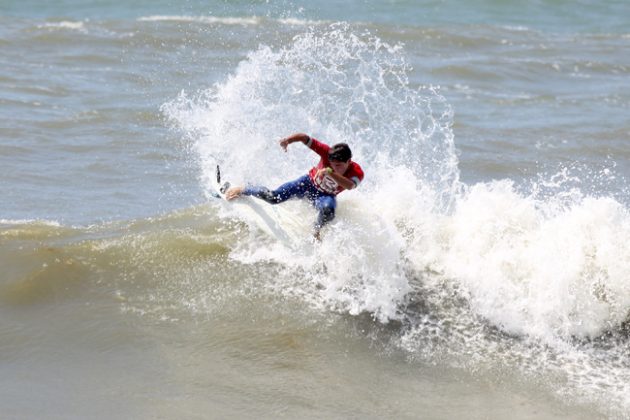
top-left (243, 175), bottom-right (336, 229)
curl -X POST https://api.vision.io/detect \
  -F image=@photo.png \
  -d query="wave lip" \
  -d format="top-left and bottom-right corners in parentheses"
top-left (435, 180), bottom-right (630, 341)
top-left (36, 20), bottom-right (87, 32)
top-left (138, 15), bottom-right (261, 25)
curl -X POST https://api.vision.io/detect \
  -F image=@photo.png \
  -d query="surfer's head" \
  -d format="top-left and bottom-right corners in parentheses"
top-left (328, 143), bottom-right (352, 163)
top-left (329, 143), bottom-right (352, 174)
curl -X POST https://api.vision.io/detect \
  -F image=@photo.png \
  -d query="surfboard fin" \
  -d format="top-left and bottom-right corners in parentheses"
top-left (215, 165), bottom-right (231, 195)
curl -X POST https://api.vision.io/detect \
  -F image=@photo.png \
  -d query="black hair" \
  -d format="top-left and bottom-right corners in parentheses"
top-left (328, 143), bottom-right (352, 162)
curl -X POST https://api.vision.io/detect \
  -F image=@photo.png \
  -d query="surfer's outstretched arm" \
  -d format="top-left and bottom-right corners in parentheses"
top-left (279, 133), bottom-right (311, 151)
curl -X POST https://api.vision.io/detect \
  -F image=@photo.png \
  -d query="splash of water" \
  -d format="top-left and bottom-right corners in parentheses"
top-left (162, 22), bottom-right (459, 209)
top-left (163, 23), bottom-right (459, 321)
top-left (163, 23), bottom-right (630, 416)
top-left (163, 21), bottom-right (630, 336)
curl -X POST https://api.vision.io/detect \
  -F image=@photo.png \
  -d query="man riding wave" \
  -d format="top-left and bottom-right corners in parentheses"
top-left (225, 133), bottom-right (364, 240)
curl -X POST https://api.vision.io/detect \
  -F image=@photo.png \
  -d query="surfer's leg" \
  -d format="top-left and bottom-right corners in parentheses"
top-left (271, 175), bottom-right (310, 203)
top-left (314, 195), bottom-right (336, 230)
top-left (241, 186), bottom-right (281, 203)
top-left (243, 175), bottom-right (310, 204)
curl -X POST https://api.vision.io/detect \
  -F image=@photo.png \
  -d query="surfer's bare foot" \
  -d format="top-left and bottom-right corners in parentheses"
top-left (225, 186), bottom-right (244, 200)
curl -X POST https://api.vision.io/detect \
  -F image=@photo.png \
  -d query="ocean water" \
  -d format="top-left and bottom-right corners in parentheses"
top-left (1, 1), bottom-right (630, 419)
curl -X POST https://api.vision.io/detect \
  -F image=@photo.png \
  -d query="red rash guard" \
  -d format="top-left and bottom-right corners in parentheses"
top-left (306, 137), bottom-right (364, 195)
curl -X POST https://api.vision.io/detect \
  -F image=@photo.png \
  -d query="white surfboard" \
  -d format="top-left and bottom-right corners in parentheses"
top-left (211, 165), bottom-right (309, 248)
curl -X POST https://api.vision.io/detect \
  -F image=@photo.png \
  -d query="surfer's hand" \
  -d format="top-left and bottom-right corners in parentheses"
top-left (279, 138), bottom-right (290, 152)
top-left (316, 167), bottom-right (333, 179)
top-left (225, 186), bottom-right (244, 200)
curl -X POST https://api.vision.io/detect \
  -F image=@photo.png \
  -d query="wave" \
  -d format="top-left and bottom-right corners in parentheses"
top-left (161, 21), bottom-right (630, 336)
top-left (160, 23), bottom-right (630, 417)
top-left (138, 15), bottom-right (262, 26)
top-left (36, 21), bottom-right (88, 32)
top-left (0, 207), bottom-right (229, 303)
top-left (137, 15), bottom-right (330, 27)
top-left (2, 201), bottom-right (630, 417)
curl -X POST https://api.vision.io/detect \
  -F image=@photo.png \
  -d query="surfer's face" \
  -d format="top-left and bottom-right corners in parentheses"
top-left (330, 159), bottom-right (350, 174)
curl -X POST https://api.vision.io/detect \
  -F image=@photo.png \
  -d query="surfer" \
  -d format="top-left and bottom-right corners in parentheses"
top-left (225, 133), bottom-right (364, 240)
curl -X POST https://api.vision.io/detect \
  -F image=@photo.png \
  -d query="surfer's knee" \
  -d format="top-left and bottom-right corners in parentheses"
top-left (315, 196), bottom-right (336, 228)
top-left (322, 205), bottom-right (335, 221)
top-left (315, 206), bottom-right (335, 231)
top-left (260, 189), bottom-right (283, 204)
top-left (316, 195), bottom-right (336, 211)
